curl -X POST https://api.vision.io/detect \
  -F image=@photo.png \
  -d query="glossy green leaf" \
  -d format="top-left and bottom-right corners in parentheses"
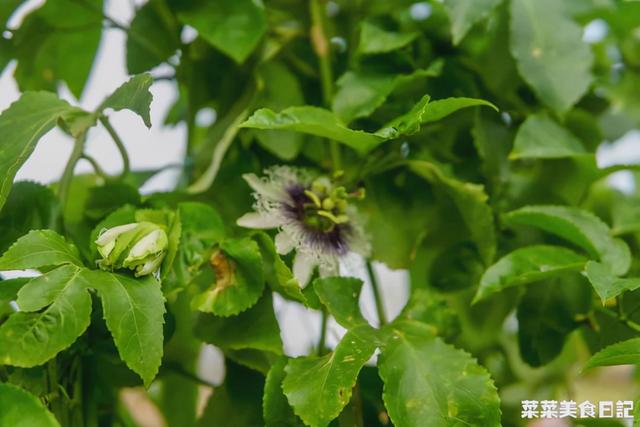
top-left (11, 0), bottom-right (103, 97)
top-left (127, 0), bottom-right (180, 74)
top-left (0, 92), bottom-right (80, 211)
top-left (87, 270), bottom-right (165, 386)
top-left (585, 338), bottom-right (640, 370)
top-left (332, 66), bottom-right (440, 123)
top-left (263, 357), bottom-right (304, 427)
top-left (178, 0), bottom-right (266, 63)
top-left (0, 265), bottom-right (92, 367)
top-left (378, 97), bottom-right (497, 139)
top-left (283, 325), bottom-right (379, 427)
top-left (378, 320), bottom-right (501, 427)
top-left (313, 277), bottom-right (367, 329)
top-left (410, 161), bottom-right (496, 264)
top-left (358, 22), bottom-right (418, 55)
top-left (0, 383), bottom-right (60, 427)
top-left (510, 114), bottom-right (586, 159)
top-left (474, 245), bottom-right (587, 302)
top-left (99, 74), bottom-right (154, 128)
top-left (194, 293), bottom-right (282, 354)
top-left (584, 261), bottom-right (640, 303)
top-left (253, 232), bottom-right (305, 304)
top-left (505, 205), bottom-right (631, 275)
top-left (0, 229), bottom-right (83, 270)
top-left (241, 106), bottom-right (386, 154)
top-left (510, 0), bottom-right (593, 114)
top-left (192, 237), bottom-right (264, 316)
top-left (444, 0), bottom-right (503, 44)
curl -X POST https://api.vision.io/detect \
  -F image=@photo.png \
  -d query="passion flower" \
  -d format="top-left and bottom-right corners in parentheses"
top-left (96, 222), bottom-right (169, 277)
top-left (237, 166), bottom-right (369, 285)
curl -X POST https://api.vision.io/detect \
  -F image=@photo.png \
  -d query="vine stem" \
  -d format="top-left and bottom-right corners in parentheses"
top-left (58, 135), bottom-right (86, 207)
top-left (366, 261), bottom-right (387, 326)
top-left (317, 309), bottom-right (329, 356)
top-left (309, 0), bottom-right (341, 170)
top-left (100, 117), bottom-right (130, 179)
top-left (597, 306), bottom-right (640, 333)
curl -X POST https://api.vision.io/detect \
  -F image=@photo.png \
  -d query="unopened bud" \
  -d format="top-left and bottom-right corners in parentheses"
top-left (96, 222), bottom-right (169, 277)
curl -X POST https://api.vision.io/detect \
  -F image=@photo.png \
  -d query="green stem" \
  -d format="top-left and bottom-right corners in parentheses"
top-left (597, 307), bottom-right (640, 333)
top-left (100, 117), bottom-right (130, 179)
top-left (352, 382), bottom-right (365, 427)
top-left (309, 0), bottom-right (341, 170)
top-left (81, 154), bottom-right (112, 181)
top-left (162, 362), bottom-right (216, 388)
top-left (186, 108), bottom-right (250, 194)
top-left (317, 309), bottom-right (328, 356)
top-left (366, 261), bottom-right (387, 326)
top-left (47, 359), bottom-right (68, 426)
top-left (58, 135), bottom-right (86, 208)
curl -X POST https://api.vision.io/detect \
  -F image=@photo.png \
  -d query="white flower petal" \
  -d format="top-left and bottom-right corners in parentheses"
top-left (275, 231), bottom-right (295, 255)
top-left (236, 212), bottom-right (281, 229)
top-left (242, 173), bottom-right (288, 202)
top-left (293, 253), bottom-right (317, 287)
top-left (319, 258), bottom-right (339, 278)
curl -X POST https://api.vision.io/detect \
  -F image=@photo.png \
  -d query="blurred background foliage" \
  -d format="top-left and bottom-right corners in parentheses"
top-left (2, 0), bottom-right (640, 426)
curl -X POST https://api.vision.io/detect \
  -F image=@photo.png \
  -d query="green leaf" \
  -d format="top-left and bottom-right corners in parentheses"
top-left (474, 245), bottom-right (587, 303)
top-left (252, 232), bottom-right (305, 304)
top-left (377, 97), bottom-right (497, 139)
top-left (263, 357), bottom-right (304, 427)
top-left (313, 277), bottom-right (367, 329)
top-left (0, 265), bottom-right (92, 367)
top-left (12, 0), bottom-right (103, 98)
top-left (0, 181), bottom-right (57, 254)
top-left (444, 0), bottom-right (503, 44)
top-left (584, 261), bottom-right (640, 303)
top-left (127, 0), bottom-right (180, 74)
top-left (517, 277), bottom-right (589, 366)
top-left (283, 325), bottom-right (380, 427)
top-left (99, 74), bottom-right (154, 128)
top-left (0, 229), bottom-right (83, 270)
top-left (332, 66), bottom-right (440, 123)
top-left (0, 92), bottom-right (80, 211)
top-left (410, 161), bottom-right (496, 265)
top-left (0, 0), bottom-right (27, 26)
top-left (254, 61), bottom-right (305, 160)
top-left (0, 383), bottom-right (60, 427)
top-left (241, 106), bottom-right (386, 155)
top-left (178, 0), bottom-right (266, 64)
top-left (0, 278), bottom-right (27, 320)
top-left (396, 289), bottom-right (460, 341)
top-left (585, 338), bottom-right (640, 370)
top-left (378, 320), bottom-right (501, 427)
top-left (87, 270), bottom-right (165, 386)
top-left (192, 237), bottom-right (264, 316)
top-left (194, 293), bottom-right (282, 354)
top-left (510, 0), bottom-right (593, 114)
top-left (505, 205), bottom-right (631, 275)
top-left (358, 22), bottom-right (418, 55)
top-left (510, 113), bottom-right (586, 160)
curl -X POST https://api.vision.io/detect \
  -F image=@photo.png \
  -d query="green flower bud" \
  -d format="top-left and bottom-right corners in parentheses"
top-left (96, 222), bottom-right (169, 277)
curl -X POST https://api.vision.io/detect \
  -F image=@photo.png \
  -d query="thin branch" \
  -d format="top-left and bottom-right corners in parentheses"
top-left (366, 261), bottom-right (387, 326)
top-left (100, 117), bottom-right (130, 179)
